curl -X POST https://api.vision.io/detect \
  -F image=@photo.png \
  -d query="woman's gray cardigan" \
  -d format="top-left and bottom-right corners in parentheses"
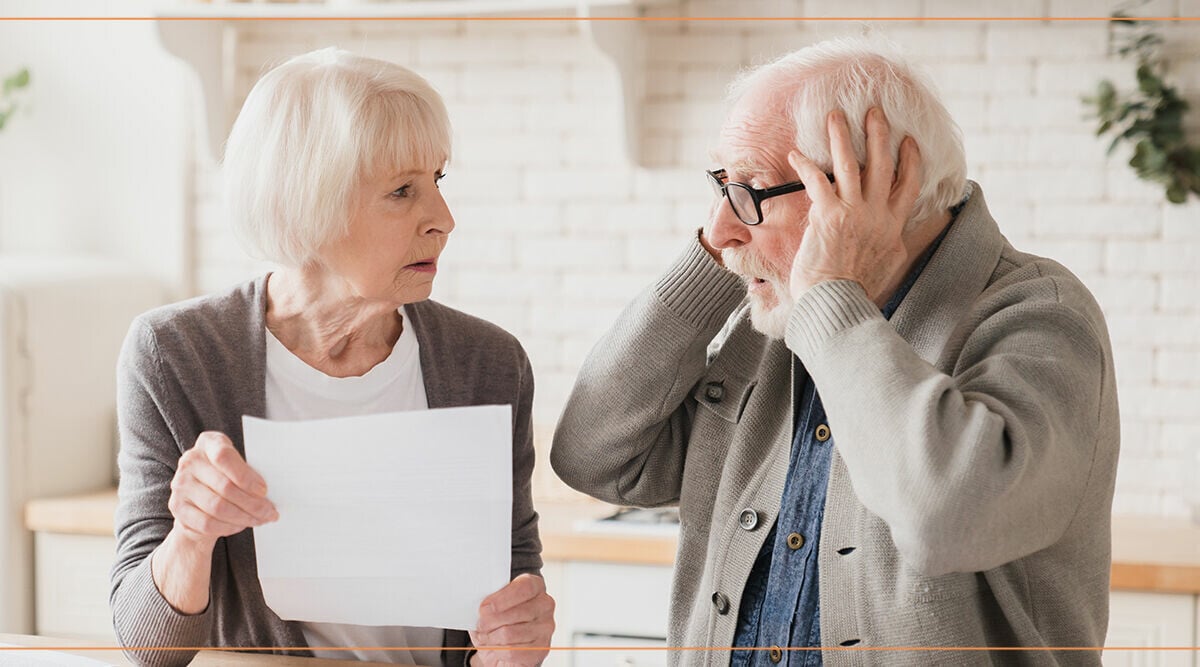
top-left (109, 275), bottom-right (543, 667)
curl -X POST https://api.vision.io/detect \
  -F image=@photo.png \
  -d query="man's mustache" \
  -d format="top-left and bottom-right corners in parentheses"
top-left (723, 248), bottom-right (779, 282)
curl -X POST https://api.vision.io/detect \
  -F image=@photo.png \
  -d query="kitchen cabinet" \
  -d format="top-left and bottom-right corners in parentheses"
top-left (570, 634), bottom-right (669, 667)
top-left (560, 562), bottom-right (671, 639)
top-left (1105, 591), bottom-right (1196, 667)
top-left (156, 0), bottom-right (655, 166)
top-left (32, 533), bottom-right (117, 642)
top-left (0, 259), bottom-right (164, 633)
top-left (541, 561), bottom-right (670, 667)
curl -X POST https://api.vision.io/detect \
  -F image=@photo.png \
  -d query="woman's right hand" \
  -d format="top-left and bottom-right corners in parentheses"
top-left (152, 432), bottom-right (278, 614)
top-left (168, 431), bottom-right (278, 549)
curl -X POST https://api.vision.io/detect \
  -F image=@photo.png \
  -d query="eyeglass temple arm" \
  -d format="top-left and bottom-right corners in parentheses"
top-left (761, 172), bottom-right (836, 197)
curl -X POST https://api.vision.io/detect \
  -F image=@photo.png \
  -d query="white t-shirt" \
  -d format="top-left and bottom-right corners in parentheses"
top-left (264, 306), bottom-right (444, 665)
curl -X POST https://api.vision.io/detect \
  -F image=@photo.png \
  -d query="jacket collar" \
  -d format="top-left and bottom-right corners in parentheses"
top-left (889, 181), bottom-right (1007, 365)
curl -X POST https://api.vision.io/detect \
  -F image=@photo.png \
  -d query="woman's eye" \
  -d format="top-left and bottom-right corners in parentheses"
top-left (434, 172), bottom-right (446, 189)
top-left (391, 184), bottom-right (412, 198)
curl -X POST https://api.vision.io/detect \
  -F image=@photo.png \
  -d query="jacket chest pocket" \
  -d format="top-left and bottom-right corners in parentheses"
top-left (692, 376), bottom-right (756, 423)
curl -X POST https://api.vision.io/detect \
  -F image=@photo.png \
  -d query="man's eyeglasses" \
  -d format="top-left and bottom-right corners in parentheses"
top-left (706, 168), bottom-right (835, 225)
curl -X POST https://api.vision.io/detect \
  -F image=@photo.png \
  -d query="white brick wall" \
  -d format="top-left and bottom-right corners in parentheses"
top-left (190, 4), bottom-right (1200, 515)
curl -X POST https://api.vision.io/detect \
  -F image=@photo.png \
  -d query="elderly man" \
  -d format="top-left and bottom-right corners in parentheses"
top-left (551, 38), bottom-right (1118, 666)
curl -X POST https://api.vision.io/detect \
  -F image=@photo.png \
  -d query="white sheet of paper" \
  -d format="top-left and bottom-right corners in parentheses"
top-left (242, 405), bottom-right (512, 630)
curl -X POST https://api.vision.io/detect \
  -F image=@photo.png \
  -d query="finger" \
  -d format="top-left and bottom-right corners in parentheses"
top-left (481, 643), bottom-right (546, 667)
top-left (501, 650), bottom-right (548, 667)
top-left (480, 610), bottom-right (554, 655)
top-left (862, 107), bottom-right (895, 202)
top-left (479, 621), bottom-right (549, 649)
top-left (889, 136), bottom-right (923, 219)
top-left (827, 110), bottom-right (862, 202)
top-left (173, 497), bottom-right (245, 538)
top-left (480, 574), bottom-right (544, 615)
top-left (180, 472), bottom-right (270, 527)
top-left (788, 151), bottom-right (836, 209)
top-left (190, 463), bottom-right (278, 523)
top-left (477, 594), bottom-right (555, 634)
top-left (198, 432), bottom-right (268, 496)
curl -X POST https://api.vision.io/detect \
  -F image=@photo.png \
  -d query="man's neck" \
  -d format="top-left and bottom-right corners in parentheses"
top-left (872, 210), bottom-right (954, 309)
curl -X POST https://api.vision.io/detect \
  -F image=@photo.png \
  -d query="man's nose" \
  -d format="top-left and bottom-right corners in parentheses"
top-left (706, 197), bottom-right (751, 250)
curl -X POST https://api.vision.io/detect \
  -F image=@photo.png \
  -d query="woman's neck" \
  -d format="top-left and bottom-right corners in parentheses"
top-left (265, 268), bottom-right (405, 378)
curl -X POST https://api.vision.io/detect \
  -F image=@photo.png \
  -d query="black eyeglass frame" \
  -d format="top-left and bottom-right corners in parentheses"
top-left (706, 168), bottom-right (836, 225)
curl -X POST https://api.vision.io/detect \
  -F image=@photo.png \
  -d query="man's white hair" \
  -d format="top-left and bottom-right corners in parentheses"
top-left (223, 47), bottom-right (451, 267)
top-left (727, 37), bottom-right (967, 228)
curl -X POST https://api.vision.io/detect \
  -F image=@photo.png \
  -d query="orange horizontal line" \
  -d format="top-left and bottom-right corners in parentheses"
top-left (0, 16), bottom-right (1197, 21)
top-left (3, 646), bottom-right (1198, 652)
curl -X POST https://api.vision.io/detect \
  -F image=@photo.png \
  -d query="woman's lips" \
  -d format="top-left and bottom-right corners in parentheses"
top-left (404, 258), bottom-right (438, 274)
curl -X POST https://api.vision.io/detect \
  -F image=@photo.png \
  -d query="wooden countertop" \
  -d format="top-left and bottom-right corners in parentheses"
top-left (25, 490), bottom-right (1200, 594)
top-left (1109, 515), bottom-right (1200, 594)
top-left (26, 490), bottom-right (120, 537)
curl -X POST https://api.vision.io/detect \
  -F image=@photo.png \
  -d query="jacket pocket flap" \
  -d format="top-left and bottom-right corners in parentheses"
top-left (692, 377), bottom-right (756, 423)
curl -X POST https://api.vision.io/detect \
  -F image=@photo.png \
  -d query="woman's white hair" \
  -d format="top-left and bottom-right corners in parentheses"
top-left (223, 47), bottom-right (451, 267)
top-left (728, 37), bottom-right (967, 228)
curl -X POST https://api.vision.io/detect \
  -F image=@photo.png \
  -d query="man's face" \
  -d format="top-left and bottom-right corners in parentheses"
top-left (708, 88), bottom-right (813, 339)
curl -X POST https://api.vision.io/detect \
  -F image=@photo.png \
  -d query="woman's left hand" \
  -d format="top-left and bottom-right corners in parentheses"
top-left (469, 573), bottom-right (556, 667)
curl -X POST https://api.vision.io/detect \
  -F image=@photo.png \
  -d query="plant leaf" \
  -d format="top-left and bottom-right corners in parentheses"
top-left (1115, 102), bottom-right (1145, 123)
top-left (2, 68), bottom-right (29, 97)
top-left (1107, 135), bottom-right (1124, 156)
top-left (1136, 65), bottom-right (1163, 96)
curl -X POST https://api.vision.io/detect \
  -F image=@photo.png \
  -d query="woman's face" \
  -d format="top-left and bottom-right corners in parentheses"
top-left (320, 165), bottom-right (454, 305)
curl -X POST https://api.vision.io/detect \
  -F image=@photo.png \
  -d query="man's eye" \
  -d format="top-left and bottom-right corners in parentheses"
top-left (391, 184), bottom-right (412, 198)
top-left (435, 172), bottom-right (446, 188)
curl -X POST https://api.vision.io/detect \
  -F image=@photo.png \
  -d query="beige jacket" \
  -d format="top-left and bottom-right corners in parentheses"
top-left (551, 183), bottom-right (1119, 666)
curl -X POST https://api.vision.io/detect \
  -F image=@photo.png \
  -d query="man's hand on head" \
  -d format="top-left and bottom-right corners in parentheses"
top-left (786, 107), bottom-right (922, 306)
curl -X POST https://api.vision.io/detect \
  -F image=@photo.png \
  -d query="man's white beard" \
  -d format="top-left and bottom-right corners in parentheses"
top-left (747, 278), bottom-right (793, 340)
top-left (723, 248), bottom-right (794, 340)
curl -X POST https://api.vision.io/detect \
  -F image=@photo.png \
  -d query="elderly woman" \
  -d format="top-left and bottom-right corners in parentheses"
top-left (109, 49), bottom-right (552, 667)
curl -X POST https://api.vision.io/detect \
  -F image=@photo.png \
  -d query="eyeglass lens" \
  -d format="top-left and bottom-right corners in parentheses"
top-left (726, 184), bottom-right (757, 224)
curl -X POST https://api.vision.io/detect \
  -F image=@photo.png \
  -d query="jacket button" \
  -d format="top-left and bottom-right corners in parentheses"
top-left (768, 646), bottom-right (783, 663)
top-left (704, 382), bottom-right (724, 402)
top-left (711, 591), bottom-right (730, 615)
top-left (787, 532), bottom-right (805, 550)
top-left (815, 423), bottom-right (831, 442)
top-left (738, 509), bottom-right (759, 531)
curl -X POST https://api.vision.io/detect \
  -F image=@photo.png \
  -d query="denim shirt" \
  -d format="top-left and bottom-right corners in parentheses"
top-left (729, 218), bottom-right (955, 667)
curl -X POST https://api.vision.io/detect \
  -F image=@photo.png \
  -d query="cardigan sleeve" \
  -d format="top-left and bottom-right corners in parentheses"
top-left (551, 235), bottom-right (747, 507)
top-left (109, 317), bottom-right (212, 667)
top-left (786, 276), bottom-right (1110, 576)
top-left (510, 346), bottom-right (543, 579)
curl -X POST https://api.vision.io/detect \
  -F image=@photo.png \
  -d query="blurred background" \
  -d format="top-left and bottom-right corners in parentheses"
top-left (0, 1), bottom-right (1198, 664)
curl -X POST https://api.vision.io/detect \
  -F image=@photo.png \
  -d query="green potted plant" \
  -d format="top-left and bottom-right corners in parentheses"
top-left (1083, 14), bottom-right (1200, 204)
top-left (0, 67), bottom-right (31, 133)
